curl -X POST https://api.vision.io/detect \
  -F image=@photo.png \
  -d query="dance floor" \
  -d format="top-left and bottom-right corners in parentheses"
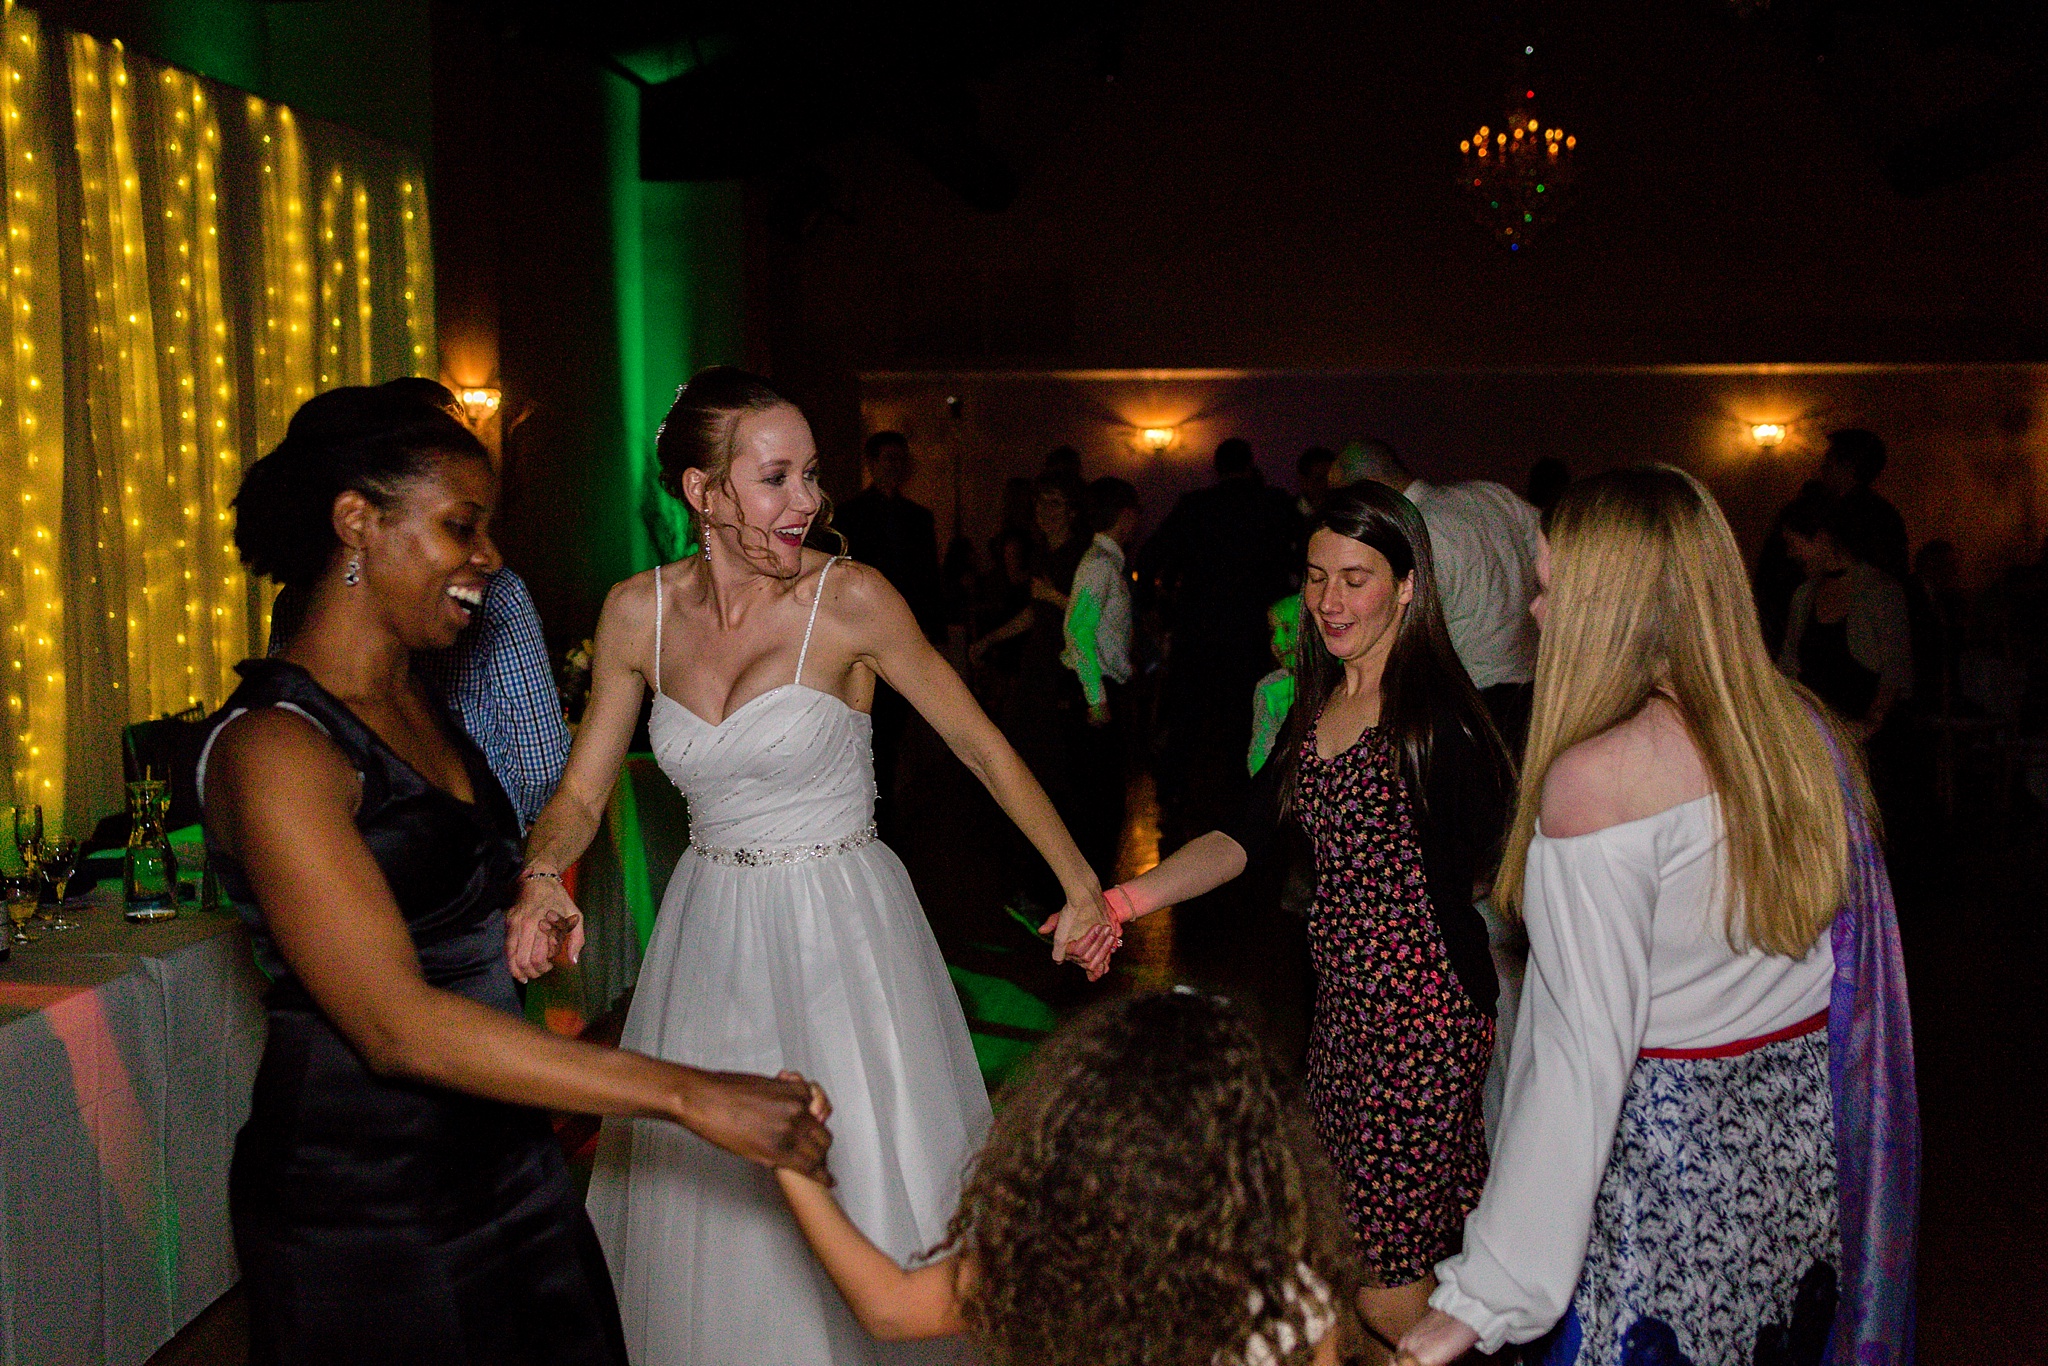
top-left (891, 719), bottom-right (2048, 1366)
top-left (148, 715), bottom-right (2045, 1365)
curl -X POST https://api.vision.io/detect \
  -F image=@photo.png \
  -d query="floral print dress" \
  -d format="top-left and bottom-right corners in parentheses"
top-left (1292, 721), bottom-right (1495, 1284)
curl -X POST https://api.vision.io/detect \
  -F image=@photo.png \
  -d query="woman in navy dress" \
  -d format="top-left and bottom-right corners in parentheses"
top-left (201, 380), bottom-right (832, 1365)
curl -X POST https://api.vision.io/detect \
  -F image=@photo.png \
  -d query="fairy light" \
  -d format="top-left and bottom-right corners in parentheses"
top-left (71, 33), bottom-right (174, 717)
top-left (318, 167), bottom-right (340, 387)
top-left (108, 38), bottom-right (175, 716)
top-left (350, 178), bottom-right (372, 384)
top-left (248, 97), bottom-right (314, 450)
top-left (159, 65), bottom-right (203, 707)
top-left (194, 85), bottom-right (250, 670)
top-left (398, 177), bottom-right (433, 375)
top-left (0, 0), bottom-right (63, 820)
top-left (156, 65), bottom-right (244, 702)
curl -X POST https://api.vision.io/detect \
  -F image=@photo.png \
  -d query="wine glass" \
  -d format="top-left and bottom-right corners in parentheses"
top-left (12, 803), bottom-right (42, 875)
top-left (4, 872), bottom-right (39, 945)
top-left (38, 836), bottom-right (78, 931)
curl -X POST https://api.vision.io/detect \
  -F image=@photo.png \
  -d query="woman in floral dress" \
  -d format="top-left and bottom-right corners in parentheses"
top-left (1074, 482), bottom-right (1514, 1356)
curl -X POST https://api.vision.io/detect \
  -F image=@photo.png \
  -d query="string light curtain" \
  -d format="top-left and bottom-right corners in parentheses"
top-left (311, 151), bottom-right (434, 392)
top-left (0, 2), bottom-right (67, 822)
top-left (246, 96), bottom-right (315, 451)
top-left (0, 8), bottom-right (434, 831)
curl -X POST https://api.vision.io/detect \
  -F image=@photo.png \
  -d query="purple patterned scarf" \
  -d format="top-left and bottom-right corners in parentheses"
top-left (1822, 727), bottom-right (1920, 1366)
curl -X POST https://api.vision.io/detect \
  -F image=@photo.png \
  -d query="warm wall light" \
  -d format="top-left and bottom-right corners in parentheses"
top-left (1750, 422), bottom-right (1787, 448)
top-left (458, 386), bottom-right (501, 426)
top-left (1139, 426), bottom-right (1177, 453)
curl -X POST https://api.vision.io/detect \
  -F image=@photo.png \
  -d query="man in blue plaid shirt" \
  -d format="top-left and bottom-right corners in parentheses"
top-left (413, 568), bottom-right (571, 830)
top-left (270, 567), bottom-right (570, 830)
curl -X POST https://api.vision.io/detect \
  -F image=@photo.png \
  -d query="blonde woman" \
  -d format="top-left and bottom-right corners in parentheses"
top-left (1397, 467), bottom-right (1918, 1366)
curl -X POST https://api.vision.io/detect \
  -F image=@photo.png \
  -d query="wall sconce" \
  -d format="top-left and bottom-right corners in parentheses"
top-left (1139, 426), bottom-right (1177, 454)
top-left (1749, 422), bottom-right (1787, 449)
top-left (457, 386), bottom-right (502, 427)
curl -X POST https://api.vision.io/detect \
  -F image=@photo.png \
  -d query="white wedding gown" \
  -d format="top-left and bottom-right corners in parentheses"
top-left (586, 558), bottom-right (991, 1365)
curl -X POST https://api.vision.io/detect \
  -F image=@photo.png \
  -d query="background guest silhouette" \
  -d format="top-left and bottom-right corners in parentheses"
top-left (1757, 429), bottom-right (1909, 655)
top-left (836, 430), bottom-right (943, 841)
top-left (1138, 437), bottom-right (1301, 846)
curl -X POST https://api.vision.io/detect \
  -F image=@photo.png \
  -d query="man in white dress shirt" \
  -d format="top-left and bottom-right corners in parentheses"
top-left (1060, 477), bottom-right (1139, 885)
top-left (1339, 439), bottom-right (1542, 724)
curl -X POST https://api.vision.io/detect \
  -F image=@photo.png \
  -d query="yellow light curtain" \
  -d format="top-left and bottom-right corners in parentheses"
top-left (0, 11), bottom-right (434, 832)
top-left (0, 2), bottom-right (67, 821)
top-left (246, 96), bottom-right (315, 451)
top-left (153, 64), bottom-right (248, 717)
top-left (305, 128), bottom-right (436, 400)
top-left (70, 34), bottom-right (187, 724)
top-left (399, 176), bottom-right (434, 379)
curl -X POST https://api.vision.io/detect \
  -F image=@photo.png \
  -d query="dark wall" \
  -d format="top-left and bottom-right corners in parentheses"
top-left (27, 0), bottom-right (433, 154)
top-left (761, 0), bottom-right (2048, 494)
top-left (863, 365), bottom-right (2048, 594)
top-left (450, 24), bottom-right (656, 647)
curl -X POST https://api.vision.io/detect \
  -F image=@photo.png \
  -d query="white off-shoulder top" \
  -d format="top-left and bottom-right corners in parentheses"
top-left (1429, 795), bottom-right (1834, 1352)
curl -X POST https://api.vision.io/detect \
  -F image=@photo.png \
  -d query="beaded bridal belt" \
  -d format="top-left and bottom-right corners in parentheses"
top-left (690, 823), bottom-right (878, 868)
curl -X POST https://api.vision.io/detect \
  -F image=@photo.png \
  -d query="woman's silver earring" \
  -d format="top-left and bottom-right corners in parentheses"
top-left (344, 556), bottom-right (361, 587)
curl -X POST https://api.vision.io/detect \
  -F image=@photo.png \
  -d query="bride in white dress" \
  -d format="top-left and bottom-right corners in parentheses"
top-left (507, 368), bottom-right (1110, 1365)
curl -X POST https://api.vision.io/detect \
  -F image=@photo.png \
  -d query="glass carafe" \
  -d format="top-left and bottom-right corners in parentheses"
top-left (124, 778), bottom-right (178, 922)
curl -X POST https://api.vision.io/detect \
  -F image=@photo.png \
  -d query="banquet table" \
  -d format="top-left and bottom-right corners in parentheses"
top-left (0, 888), bottom-right (264, 1366)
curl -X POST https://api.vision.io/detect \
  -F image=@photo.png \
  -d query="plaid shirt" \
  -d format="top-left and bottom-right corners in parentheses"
top-left (414, 569), bottom-right (570, 830)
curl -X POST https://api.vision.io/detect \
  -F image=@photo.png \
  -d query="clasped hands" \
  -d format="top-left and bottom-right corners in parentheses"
top-left (506, 871), bottom-right (583, 983)
top-left (1392, 1310), bottom-right (1481, 1366)
top-left (1040, 883), bottom-right (1130, 981)
top-left (502, 877), bottom-right (838, 1185)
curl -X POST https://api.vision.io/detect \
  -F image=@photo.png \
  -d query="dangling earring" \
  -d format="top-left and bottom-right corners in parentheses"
top-left (344, 555), bottom-right (361, 587)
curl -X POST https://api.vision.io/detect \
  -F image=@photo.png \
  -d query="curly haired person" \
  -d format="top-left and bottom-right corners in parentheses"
top-left (776, 990), bottom-right (1363, 1366)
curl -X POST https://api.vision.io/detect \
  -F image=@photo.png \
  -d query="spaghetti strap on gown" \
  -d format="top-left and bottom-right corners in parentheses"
top-left (586, 557), bottom-right (990, 1365)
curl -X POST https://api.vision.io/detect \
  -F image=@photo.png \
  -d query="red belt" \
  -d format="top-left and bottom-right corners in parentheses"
top-left (1639, 1008), bottom-right (1828, 1060)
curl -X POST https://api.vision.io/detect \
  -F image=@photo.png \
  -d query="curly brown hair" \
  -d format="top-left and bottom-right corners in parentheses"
top-left (942, 990), bottom-right (1361, 1366)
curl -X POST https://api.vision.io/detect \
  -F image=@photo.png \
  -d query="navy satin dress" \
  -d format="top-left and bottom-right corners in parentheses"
top-left (202, 660), bottom-right (625, 1366)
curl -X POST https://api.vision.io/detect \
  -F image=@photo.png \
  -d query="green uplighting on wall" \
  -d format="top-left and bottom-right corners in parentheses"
top-left (606, 67), bottom-right (745, 568)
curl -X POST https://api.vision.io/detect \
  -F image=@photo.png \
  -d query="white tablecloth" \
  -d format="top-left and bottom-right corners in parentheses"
top-left (0, 892), bottom-right (264, 1365)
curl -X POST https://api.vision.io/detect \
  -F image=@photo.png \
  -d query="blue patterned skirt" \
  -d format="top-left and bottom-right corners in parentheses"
top-left (1534, 1029), bottom-right (1841, 1366)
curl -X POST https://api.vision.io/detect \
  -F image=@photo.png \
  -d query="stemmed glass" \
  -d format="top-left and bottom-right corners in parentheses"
top-left (12, 802), bottom-right (41, 872)
top-left (10, 804), bottom-right (42, 920)
top-left (8, 805), bottom-right (44, 943)
top-left (38, 836), bottom-right (78, 931)
top-left (3, 873), bottom-right (38, 945)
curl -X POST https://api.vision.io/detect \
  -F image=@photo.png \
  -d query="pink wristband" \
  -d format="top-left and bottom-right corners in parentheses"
top-left (1104, 884), bottom-right (1140, 926)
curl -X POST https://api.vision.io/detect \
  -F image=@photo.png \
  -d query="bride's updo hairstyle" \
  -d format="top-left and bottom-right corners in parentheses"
top-left (655, 366), bottom-right (837, 568)
top-left (232, 379), bottom-right (488, 588)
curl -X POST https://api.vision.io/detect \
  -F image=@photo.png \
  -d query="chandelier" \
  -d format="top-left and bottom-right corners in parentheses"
top-left (1459, 94), bottom-right (1576, 250)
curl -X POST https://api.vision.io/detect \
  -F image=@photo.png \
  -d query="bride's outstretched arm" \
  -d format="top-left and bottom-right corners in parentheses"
top-left (507, 574), bottom-right (653, 981)
top-left (833, 563), bottom-right (1112, 973)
